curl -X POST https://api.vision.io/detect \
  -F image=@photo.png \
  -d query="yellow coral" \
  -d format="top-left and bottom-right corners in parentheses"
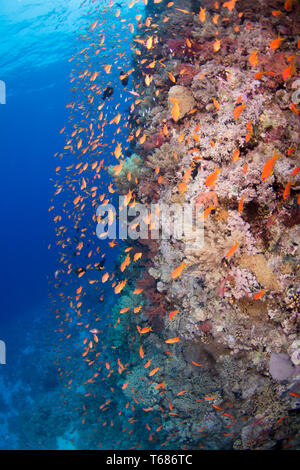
top-left (238, 253), bottom-right (280, 292)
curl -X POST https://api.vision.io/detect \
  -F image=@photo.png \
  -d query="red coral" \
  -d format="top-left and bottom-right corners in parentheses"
top-left (144, 305), bottom-right (165, 332)
top-left (265, 125), bottom-right (285, 143)
top-left (166, 39), bottom-right (202, 58)
top-left (176, 64), bottom-right (200, 86)
top-left (140, 132), bottom-right (165, 155)
top-left (136, 272), bottom-right (156, 293)
top-left (258, 52), bottom-right (300, 89)
top-left (138, 239), bottom-right (159, 263)
top-left (198, 321), bottom-right (212, 333)
top-left (136, 271), bottom-right (167, 331)
top-left (281, 207), bottom-right (300, 228)
top-left (137, 178), bottom-right (160, 202)
top-left (166, 39), bottom-right (187, 56)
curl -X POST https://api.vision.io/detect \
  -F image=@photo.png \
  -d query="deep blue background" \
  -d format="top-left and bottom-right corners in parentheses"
top-left (0, 65), bottom-right (70, 332)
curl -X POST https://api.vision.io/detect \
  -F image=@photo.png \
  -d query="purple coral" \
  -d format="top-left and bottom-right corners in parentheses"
top-left (269, 353), bottom-right (295, 382)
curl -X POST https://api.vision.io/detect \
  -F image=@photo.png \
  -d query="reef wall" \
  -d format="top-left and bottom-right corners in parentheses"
top-left (112, 0), bottom-right (300, 450)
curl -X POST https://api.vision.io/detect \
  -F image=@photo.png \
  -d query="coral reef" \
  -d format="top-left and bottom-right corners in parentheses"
top-left (112, 0), bottom-right (300, 451)
top-left (168, 85), bottom-right (196, 120)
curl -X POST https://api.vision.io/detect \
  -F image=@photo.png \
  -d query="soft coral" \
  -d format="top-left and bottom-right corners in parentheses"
top-left (136, 272), bottom-right (167, 331)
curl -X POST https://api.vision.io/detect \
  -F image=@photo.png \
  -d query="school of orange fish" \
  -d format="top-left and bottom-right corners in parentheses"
top-left (47, 0), bottom-right (300, 450)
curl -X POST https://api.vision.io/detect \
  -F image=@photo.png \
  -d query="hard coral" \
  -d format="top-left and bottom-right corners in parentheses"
top-left (194, 191), bottom-right (219, 208)
top-left (146, 142), bottom-right (182, 182)
top-left (168, 86), bottom-right (196, 121)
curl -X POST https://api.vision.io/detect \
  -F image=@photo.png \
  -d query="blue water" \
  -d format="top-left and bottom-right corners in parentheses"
top-left (0, 0), bottom-right (145, 449)
top-left (0, 0), bottom-right (86, 326)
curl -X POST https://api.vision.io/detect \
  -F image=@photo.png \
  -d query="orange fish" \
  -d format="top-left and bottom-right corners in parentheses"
top-left (290, 103), bottom-right (299, 115)
top-left (253, 289), bottom-right (266, 300)
top-left (149, 367), bottom-right (160, 377)
top-left (171, 262), bottom-right (186, 279)
top-left (168, 72), bottom-right (176, 83)
top-left (104, 64), bottom-right (112, 74)
top-left (146, 36), bottom-right (153, 50)
top-left (249, 51), bottom-right (258, 67)
top-left (213, 39), bottom-right (221, 52)
top-left (178, 181), bottom-right (187, 194)
top-left (269, 35), bottom-right (284, 51)
top-left (199, 7), bottom-right (206, 22)
top-left (213, 98), bottom-right (221, 110)
top-left (145, 74), bottom-right (152, 86)
top-left (169, 310), bottom-right (179, 321)
top-left (120, 254), bottom-right (131, 272)
top-left (212, 14), bottom-right (219, 25)
top-left (165, 337), bottom-right (180, 344)
top-left (114, 280), bottom-right (127, 294)
top-left (232, 149), bottom-right (240, 162)
top-left (144, 359), bottom-right (151, 368)
top-left (133, 252), bottom-right (142, 262)
top-left (290, 167), bottom-right (300, 177)
top-left (284, 0), bottom-right (294, 11)
top-left (233, 103), bottom-right (246, 120)
top-left (261, 152), bottom-right (280, 181)
top-left (283, 179), bottom-right (292, 200)
top-left (90, 20), bottom-right (98, 31)
top-left (120, 308), bottom-right (130, 314)
top-left (155, 381), bottom-right (165, 390)
top-left (225, 242), bottom-right (239, 259)
top-left (133, 288), bottom-right (144, 295)
top-left (254, 71), bottom-right (264, 80)
top-left (212, 404), bottom-right (224, 411)
top-left (238, 196), bottom-right (244, 213)
top-left (171, 99), bottom-right (180, 121)
top-left (283, 63), bottom-right (295, 81)
top-left (223, 0), bottom-right (237, 11)
top-left (205, 167), bottom-right (221, 187)
top-left (272, 10), bottom-right (282, 17)
top-left (200, 206), bottom-right (215, 220)
top-left (138, 326), bottom-right (152, 334)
